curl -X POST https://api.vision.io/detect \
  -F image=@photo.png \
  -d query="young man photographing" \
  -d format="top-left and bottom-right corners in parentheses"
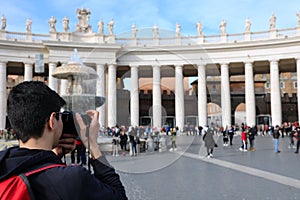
top-left (0, 81), bottom-right (127, 200)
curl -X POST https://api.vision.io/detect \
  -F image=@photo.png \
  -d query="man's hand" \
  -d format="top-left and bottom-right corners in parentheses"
top-left (76, 110), bottom-right (101, 159)
top-left (52, 133), bottom-right (76, 158)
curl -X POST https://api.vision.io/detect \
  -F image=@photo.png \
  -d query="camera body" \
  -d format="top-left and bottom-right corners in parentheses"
top-left (60, 111), bottom-right (91, 136)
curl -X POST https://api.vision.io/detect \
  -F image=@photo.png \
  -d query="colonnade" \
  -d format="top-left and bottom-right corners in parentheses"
top-left (0, 59), bottom-right (299, 130)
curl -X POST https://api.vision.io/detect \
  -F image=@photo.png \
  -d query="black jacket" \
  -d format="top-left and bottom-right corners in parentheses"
top-left (0, 147), bottom-right (127, 200)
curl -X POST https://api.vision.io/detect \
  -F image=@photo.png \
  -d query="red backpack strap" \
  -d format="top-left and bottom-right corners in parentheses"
top-left (25, 163), bottom-right (66, 176)
top-left (21, 163), bottom-right (66, 200)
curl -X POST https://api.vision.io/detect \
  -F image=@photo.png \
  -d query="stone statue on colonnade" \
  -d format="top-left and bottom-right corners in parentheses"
top-left (153, 24), bottom-right (159, 38)
top-left (98, 19), bottom-right (104, 35)
top-left (76, 7), bottom-right (92, 33)
top-left (48, 16), bottom-right (57, 32)
top-left (26, 18), bottom-right (32, 33)
top-left (219, 19), bottom-right (226, 35)
top-left (196, 21), bottom-right (203, 37)
top-left (175, 22), bottom-right (181, 37)
top-left (297, 11), bottom-right (300, 26)
top-left (269, 13), bottom-right (276, 30)
top-left (1, 15), bottom-right (6, 31)
top-left (132, 24), bottom-right (137, 38)
top-left (62, 16), bottom-right (69, 33)
top-left (245, 17), bottom-right (251, 32)
top-left (107, 19), bottom-right (114, 35)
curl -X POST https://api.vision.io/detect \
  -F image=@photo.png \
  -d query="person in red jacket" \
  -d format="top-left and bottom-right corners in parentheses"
top-left (239, 127), bottom-right (248, 152)
top-left (0, 81), bottom-right (127, 200)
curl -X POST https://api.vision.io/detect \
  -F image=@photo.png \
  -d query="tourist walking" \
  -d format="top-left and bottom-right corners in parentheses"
top-left (71, 137), bottom-right (86, 165)
top-left (129, 127), bottom-right (136, 156)
top-left (203, 127), bottom-right (217, 158)
top-left (273, 125), bottom-right (281, 153)
top-left (248, 125), bottom-right (257, 151)
top-left (169, 127), bottom-right (177, 151)
top-left (228, 126), bottom-right (234, 146)
top-left (120, 128), bottom-right (128, 155)
top-left (112, 129), bottom-right (120, 156)
top-left (222, 126), bottom-right (229, 146)
top-left (239, 127), bottom-right (248, 152)
top-left (294, 126), bottom-right (300, 154)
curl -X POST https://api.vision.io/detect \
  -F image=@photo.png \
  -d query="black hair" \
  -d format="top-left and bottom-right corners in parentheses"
top-left (7, 81), bottom-right (66, 143)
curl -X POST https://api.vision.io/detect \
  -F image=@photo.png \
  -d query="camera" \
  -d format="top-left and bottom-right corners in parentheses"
top-left (59, 111), bottom-right (91, 136)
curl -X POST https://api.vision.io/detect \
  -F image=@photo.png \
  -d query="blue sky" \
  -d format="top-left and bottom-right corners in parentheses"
top-left (1, 0), bottom-right (300, 36)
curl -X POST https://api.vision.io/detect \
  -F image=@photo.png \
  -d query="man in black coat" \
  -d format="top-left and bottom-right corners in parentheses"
top-left (0, 81), bottom-right (127, 200)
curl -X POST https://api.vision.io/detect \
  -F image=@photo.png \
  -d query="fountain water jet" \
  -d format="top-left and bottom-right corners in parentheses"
top-left (52, 49), bottom-right (105, 113)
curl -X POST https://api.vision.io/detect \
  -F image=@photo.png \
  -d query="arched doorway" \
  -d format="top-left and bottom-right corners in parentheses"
top-left (207, 102), bottom-right (222, 127)
top-left (234, 103), bottom-right (246, 126)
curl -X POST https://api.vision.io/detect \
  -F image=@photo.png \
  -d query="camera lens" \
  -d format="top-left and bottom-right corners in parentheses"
top-left (61, 111), bottom-right (78, 136)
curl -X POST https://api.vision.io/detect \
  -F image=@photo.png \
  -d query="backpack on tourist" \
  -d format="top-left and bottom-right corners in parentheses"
top-left (0, 163), bottom-right (65, 200)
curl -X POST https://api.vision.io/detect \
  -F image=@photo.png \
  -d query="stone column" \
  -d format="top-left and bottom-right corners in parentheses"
top-left (297, 59), bottom-right (300, 122)
top-left (221, 63), bottom-right (231, 128)
top-left (0, 62), bottom-right (6, 130)
top-left (197, 63), bottom-right (207, 127)
top-left (270, 60), bottom-right (282, 126)
top-left (130, 65), bottom-right (139, 127)
top-left (245, 62), bottom-right (256, 126)
top-left (59, 62), bottom-right (68, 97)
top-left (107, 64), bottom-right (117, 127)
top-left (96, 64), bottom-right (106, 127)
top-left (152, 65), bottom-right (162, 129)
top-left (48, 62), bottom-right (58, 91)
top-left (24, 63), bottom-right (33, 81)
top-left (60, 80), bottom-right (68, 96)
top-left (175, 65), bottom-right (184, 130)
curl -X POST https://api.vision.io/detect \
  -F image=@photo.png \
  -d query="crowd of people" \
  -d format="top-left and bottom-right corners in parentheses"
top-left (100, 124), bottom-right (180, 157)
top-left (90, 119), bottom-right (300, 159)
top-left (214, 121), bottom-right (300, 155)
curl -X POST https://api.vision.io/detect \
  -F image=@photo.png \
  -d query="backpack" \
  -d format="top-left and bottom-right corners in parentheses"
top-left (0, 163), bottom-right (65, 200)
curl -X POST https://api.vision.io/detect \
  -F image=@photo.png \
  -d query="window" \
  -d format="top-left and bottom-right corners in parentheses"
top-left (294, 81), bottom-right (297, 89)
top-left (280, 82), bottom-right (285, 88)
top-left (265, 82), bottom-right (270, 89)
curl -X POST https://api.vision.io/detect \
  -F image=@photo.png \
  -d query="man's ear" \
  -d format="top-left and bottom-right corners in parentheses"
top-left (48, 112), bottom-right (57, 130)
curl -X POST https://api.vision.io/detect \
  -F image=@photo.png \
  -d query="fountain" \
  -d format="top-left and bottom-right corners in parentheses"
top-left (52, 49), bottom-right (105, 113)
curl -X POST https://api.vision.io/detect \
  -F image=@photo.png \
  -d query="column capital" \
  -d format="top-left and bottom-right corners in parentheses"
top-left (174, 64), bottom-right (183, 70)
top-left (24, 62), bottom-right (34, 65)
top-left (269, 59), bottom-right (279, 63)
top-left (244, 61), bottom-right (253, 65)
top-left (108, 63), bottom-right (117, 68)
top-left (220, 62), bottom-right (229, 66)
top-left (107, 62), bottom-right (117, 66)
top-left (196, 63), bottom-right (206, 67)
top-left (130, 64), bottom-right (139, 68)
top-left (152, 64), bottom-right (160, 67)
top-left (152, 65), bottom-right (160, 69)
top-left (96, 63), bottom-right (106, 69)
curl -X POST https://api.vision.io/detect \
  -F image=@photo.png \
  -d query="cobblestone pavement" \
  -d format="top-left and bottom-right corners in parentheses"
top-left (107, 134), bottom-right (300, 200)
